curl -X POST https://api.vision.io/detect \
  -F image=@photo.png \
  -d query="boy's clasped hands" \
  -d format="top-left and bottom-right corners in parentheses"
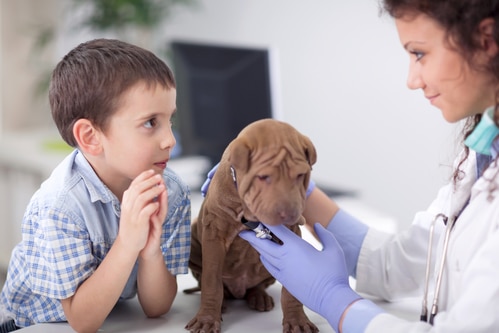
top-left (120, 170), bottom-right (168, 259)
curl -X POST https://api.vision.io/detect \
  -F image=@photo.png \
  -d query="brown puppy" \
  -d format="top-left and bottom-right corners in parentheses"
top-left (185, 119), bottom-right (319, 333)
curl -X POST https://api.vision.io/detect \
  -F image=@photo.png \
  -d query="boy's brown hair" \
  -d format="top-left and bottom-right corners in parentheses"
top-left (49, 38), bottom-right (176, 147)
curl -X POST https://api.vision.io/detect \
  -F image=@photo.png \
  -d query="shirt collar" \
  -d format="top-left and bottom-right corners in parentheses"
top-left (74, 150), bottom-right (117, 204)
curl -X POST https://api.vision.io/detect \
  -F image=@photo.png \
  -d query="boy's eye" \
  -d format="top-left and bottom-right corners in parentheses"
top-left (144, 118), bottom-right (157, 128)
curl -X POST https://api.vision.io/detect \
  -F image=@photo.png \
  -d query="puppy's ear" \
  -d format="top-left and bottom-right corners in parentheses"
top-left (301, 134), bottom-right (317, 166)
top-left (228, 138), bottom-right (251, 172)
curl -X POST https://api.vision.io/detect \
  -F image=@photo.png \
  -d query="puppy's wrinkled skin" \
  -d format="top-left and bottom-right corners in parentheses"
top-left (185, 119), bottom-right (319, 333)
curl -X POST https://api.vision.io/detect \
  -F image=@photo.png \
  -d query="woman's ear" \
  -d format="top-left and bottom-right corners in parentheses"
top-left (479, 18), bottom-right (498, 57)
top-left (73, 119), bottom-right (103, 156)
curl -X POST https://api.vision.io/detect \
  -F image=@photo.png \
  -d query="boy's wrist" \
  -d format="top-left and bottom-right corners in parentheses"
top-left (139, 246), bottom-right (163, 262)
top-left (114, 233), bottom-right (143, 258)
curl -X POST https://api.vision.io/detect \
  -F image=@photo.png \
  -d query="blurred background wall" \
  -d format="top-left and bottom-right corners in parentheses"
top-left (0, 0), bottom-right (460, 237)
top-left (0, 0), bottom-right (59, 130)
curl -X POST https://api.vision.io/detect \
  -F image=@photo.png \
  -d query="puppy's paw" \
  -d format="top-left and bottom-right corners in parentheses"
top-left (245, 287), bottom-right (274, 312)
top-left (282, 315), bottom-right (319, 333)
top-left (185, 313), bottom-right (222, 333)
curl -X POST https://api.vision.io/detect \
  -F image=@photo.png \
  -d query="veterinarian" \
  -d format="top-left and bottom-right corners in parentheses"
top-left (0, 39), bottom-right (191, 332)
top-left (239, 0), bottom-right (499, 332)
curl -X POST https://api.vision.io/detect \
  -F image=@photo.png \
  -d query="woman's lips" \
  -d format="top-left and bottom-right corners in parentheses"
top-left (426, 94), bottom-right (439, 105)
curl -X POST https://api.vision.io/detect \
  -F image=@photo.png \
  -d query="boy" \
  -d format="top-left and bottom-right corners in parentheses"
top-left (0, 38), bottom-right (190, 332)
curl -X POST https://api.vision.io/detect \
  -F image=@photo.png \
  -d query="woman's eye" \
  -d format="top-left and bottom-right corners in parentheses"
top-left (144, 119), bottom-right (157, 129)
top-left (411, 50), bottom-right (424, 61)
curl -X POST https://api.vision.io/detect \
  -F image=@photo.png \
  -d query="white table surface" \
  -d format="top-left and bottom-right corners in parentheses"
top-left (13, 196), bottom-right (415, 333)
top-left (17, 273), bottom-right (337, 333)
top-left (16, 270), bottom-right (421, 333)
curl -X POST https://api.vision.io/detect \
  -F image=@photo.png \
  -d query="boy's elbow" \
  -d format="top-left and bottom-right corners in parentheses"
top-left (143, 303), bottom-right (172, 318)
top-left (67, 319), bottom-right (102, 333)
top-left (62, 298), bottom-right (104, 333)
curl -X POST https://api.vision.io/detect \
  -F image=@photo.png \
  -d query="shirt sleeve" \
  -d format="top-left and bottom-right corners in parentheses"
top-left (364, 312), bottom-right (432, 333)
top-left (161, 181), bottom-right (191, 275)
top-left (25, 205), bottom-right (96, 300)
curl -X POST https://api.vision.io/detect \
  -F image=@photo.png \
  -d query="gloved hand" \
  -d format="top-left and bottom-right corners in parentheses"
top-left (201, 162), bottom-right (316, 198)
top-left (306, 178), bottom-right (316, 198)
top-left (200, 162), bottom-right (219, 197)
top-left (240, 223), bottom-right (361, 332)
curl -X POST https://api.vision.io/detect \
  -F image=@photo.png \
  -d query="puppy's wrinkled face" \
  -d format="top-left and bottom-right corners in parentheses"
top-left (241, 149), bottom-right (310, 226)
top-left (228, 119), bottom-right (317, 226)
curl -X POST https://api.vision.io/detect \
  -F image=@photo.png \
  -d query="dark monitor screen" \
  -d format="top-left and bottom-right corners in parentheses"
top-left (170, 40), bottom-right (278, 169)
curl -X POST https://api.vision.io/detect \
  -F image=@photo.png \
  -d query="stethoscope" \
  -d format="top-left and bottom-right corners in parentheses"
top-left (420, 213), bottom-right (457, 325)
top-left (420, 153), bottom-right (492, 325)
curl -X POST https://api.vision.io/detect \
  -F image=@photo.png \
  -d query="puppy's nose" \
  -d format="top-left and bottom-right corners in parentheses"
top-left (277, 209), bottom-right (300, 225)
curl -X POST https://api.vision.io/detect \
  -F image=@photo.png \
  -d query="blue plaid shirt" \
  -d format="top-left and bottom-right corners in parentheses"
top-left (0, 150), bottom-right (191, 327)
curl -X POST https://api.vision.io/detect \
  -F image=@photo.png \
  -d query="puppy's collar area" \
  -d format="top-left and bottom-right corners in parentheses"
top-left (241, 216), bottom-right (283, 245)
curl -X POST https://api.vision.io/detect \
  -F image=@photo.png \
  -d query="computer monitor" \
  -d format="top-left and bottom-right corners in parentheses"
top-left (170, 40), bottom-right (280, 169)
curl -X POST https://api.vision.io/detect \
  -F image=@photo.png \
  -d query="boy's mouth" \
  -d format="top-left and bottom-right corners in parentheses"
top-left (154, 160), bottom-right (168, 169)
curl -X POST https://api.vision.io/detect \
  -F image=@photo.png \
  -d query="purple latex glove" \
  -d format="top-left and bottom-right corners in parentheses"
top-left (306, 178), bottom-right (315, 198)
top-left (240, 223), bottom-right (361, 332)
top-left (200, 162), bottom-right (219, 197)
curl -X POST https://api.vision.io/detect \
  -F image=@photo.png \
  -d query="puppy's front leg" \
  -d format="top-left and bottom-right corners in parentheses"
top-left (281, 287), bottom-right (319, 333)
top-left (185, 230), bottom-right (226, 333)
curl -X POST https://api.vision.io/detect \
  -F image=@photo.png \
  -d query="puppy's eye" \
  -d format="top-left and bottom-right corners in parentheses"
top-left (257, 175), bottom-right (270, 182)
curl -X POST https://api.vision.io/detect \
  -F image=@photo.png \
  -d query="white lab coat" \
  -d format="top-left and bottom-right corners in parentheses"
top-left (355, 150), bottom-right (499, 332)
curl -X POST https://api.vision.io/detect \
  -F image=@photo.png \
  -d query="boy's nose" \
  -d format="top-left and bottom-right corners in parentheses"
top-left (161, 128), bottom-right (176, 150)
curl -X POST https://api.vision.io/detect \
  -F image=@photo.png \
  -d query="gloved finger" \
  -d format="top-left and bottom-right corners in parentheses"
top-left (201, 163), bottom-right (220, 196)
top-left (239, 230), bottom-right (257, 243)
top-left (313, 223), bottom-right (342, 251)
top-left (207, 162), bottom-right (219, 178)
top-left (239, 230), bottom-right (283, 259)
top-left (264, 224), bottom-right (303, 243)
top-left (200, 178), bottom-right (211, 197)
top-left (259, 255), bottom-right (281, 278)
top-left (306, 179), bottom-right (316, 198)
top-left (265, 224), bottom-right (318, 250)
top-left (239, 224), bottom-right (296, 248)
top-left (240, 231), bottom-right (286, 274)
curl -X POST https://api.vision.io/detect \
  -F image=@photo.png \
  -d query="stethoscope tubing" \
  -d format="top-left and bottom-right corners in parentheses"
top-left (420, 214), bottom-right (441, 322)
top-left (421, 213), bottom-right (456, 325)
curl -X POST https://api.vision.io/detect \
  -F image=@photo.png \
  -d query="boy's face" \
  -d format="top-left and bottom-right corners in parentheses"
top-left (97, 82), bottom-right (177, 193)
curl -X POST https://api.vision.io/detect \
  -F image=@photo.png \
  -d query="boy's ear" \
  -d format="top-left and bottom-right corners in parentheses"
top-left (479, 18), bottom-right (498, 57)
top-left (73, 119), bottom-right (103, 156)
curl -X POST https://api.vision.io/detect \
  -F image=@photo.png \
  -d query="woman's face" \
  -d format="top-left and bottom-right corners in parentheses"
top-left (396, 14), bottom-right (496, 123)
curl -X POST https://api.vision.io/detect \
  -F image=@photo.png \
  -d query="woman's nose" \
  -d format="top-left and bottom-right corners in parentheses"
top-left (406, 62), bottom-right (424, 90)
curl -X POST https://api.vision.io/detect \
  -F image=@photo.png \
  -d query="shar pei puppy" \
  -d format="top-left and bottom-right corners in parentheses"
top-left (184, 119), bottom-right (319, 333)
